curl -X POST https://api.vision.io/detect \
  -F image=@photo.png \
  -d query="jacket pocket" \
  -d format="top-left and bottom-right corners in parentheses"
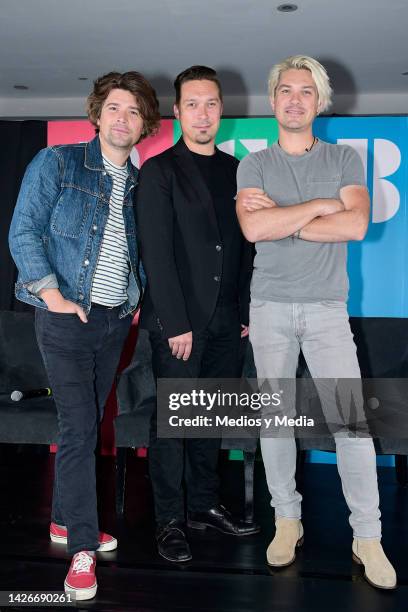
top-left (50, 189), bottom-right (91, 238)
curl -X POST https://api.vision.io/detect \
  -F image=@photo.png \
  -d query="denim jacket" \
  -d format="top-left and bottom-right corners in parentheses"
top-left (9, 135), bottom-right (145, 318)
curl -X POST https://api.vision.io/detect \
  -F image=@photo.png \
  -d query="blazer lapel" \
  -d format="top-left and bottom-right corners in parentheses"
top-left (172, 138), bottom-right (220, 237)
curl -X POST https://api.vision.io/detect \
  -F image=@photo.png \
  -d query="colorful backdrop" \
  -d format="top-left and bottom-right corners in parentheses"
top-left (49, 116), bottom-right (408, 319)
top-left (48, 118), bottom-right (407, 466)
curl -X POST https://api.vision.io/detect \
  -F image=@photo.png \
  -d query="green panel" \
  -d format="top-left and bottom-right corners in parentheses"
top-left (173, 119), bottom-right (181, 143)
top-left (173, 118), bottom-right (279, 159)
top-left (229, 450), bottom-right (243, 461)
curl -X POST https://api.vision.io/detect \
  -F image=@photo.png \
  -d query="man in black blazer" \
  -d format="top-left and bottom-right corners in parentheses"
top-left (137, 66), bottom-right (257, 562)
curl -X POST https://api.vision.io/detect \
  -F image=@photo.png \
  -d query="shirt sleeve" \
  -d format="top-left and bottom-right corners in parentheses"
top-left (136, 156), bottom-right (191, 338)
top-left (26, 273), bottom-right (59, 296)
top-left (236, 153), bottom-right (264, 192)
top-left (340, 146), bottom-right (366, 189)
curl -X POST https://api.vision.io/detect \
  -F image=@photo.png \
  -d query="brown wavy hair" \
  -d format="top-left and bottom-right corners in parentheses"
top-left (87, 71), bottom-right (160, 141)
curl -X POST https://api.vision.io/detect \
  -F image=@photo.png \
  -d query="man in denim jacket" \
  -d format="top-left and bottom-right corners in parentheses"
top-left (9, 71), bottom-right (160, 601)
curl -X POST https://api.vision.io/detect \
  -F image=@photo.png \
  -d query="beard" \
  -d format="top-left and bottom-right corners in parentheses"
top-left (194, 135), bottom-right (213, 145)
top-left (192, 129), bottom-right (215, 145)
top-left (108, 132), bottom-right (134, 149)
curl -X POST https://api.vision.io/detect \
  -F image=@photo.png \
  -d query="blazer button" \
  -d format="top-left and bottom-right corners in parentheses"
top-left (92, 225), bottom-right (98, 232)
top-left (215, 244), bottom-right (222, 251)
top-left (84, 259), bottom-right (90, 266)
top-left (214, 275), bottom-right (221, 282)
top-left (79, 293), bottom-right (84, 300)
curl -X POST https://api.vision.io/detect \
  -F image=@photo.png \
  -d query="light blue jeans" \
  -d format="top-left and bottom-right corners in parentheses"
top-left (250, 299), bottom-right (381, 539)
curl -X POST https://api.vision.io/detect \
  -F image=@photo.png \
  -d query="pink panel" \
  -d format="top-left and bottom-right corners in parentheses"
top-left (136, 120), bottom-right (173, 165)
top-left (47, 119), bottom-right (174, 166)
top-left (47, 121), bottom-right (95, 145)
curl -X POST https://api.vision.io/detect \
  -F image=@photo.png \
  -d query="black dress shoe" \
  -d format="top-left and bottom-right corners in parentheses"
top-left (187, 504), bottom-right (260, 536)
top-left (156, 519), bottom-right (192, 562)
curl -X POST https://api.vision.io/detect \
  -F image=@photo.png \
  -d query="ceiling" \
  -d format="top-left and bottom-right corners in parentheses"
top-left (0, 0), bottom-right (407, 117)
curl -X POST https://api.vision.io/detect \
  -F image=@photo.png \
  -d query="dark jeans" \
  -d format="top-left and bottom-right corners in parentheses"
top-left (35, 306), bottom-right (131, 554)
top-left (148, 302), bottom-right (242, 524)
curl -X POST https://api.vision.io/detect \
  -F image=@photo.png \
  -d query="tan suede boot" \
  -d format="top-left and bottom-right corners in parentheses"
top-left (266, 518), bottom-right (304, 567)
top-left (352, 538), bottom-right (397, 589)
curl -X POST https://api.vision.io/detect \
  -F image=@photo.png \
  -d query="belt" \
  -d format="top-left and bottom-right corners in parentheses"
top-left (91, 302), bottom-right (122, 310)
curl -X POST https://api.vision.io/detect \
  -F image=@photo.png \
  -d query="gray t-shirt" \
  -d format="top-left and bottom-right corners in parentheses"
top-left (236, 140), bottom-right (366, 303)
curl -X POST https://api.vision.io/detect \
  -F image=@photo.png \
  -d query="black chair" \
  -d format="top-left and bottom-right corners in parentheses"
top-left (297, 317), bottom-right (408, 486)
top-left (2, 309), bottom-right (405, 524)
top-left (0, 310), bottom-right (257, 523)
top-left (0, 310), bottom-right (58, 445)
top-left (115, 329), bottom-right (258, 522)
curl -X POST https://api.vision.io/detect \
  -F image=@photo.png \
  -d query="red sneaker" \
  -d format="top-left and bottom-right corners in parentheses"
top-left (64, 551), bottom-right (97, 600)
top-left (50, 522), bottom-right (117, 552)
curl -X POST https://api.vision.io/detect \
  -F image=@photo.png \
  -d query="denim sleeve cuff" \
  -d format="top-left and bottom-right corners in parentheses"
top-left (26, 273), bottom-right (59, 296)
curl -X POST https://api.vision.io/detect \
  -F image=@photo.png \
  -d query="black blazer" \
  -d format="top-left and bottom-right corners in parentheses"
top-left (136, 138), bottom-right (253, 339)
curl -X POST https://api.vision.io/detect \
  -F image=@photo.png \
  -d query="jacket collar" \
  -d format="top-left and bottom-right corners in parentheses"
top-left (84, 135), bottom-right (138, 183)
top-left (173, 136), bottom-right (234, 182)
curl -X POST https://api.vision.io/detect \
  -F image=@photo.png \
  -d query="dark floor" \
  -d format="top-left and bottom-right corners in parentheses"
top-left (0, 445), bottom-right (407, 612)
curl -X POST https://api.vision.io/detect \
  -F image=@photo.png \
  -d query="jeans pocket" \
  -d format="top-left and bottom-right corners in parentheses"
top-left (319, 300), bottom-right (346, 309)
top-left (46, 310), bottom-right (78, 318)
top-left (250, 299), bottom-right (268, 309)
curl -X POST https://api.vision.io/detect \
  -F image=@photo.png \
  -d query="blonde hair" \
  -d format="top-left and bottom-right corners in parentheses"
top-left (268, 55), bottom-right (332, 113)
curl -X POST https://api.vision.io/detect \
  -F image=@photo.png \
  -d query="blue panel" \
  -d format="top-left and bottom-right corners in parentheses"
top-left (314, 117), bottom-right (408, 317)
top-left (307, 450), bottom-right (395, 467)
top-left (216, 116), bottom-right (408, 466)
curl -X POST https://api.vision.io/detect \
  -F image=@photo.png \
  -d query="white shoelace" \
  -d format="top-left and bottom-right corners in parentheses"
top-left (72, 552), bottom-right (94, 574)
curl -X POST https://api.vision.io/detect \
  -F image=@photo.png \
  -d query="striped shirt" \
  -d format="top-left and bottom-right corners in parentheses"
top-left (91, 156), bottom-right (130, 306)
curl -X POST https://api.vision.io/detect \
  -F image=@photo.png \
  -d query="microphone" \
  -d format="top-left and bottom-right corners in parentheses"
top-left (11, 388), bottom-right (52, 401)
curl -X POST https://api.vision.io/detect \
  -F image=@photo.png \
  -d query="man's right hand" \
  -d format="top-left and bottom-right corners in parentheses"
top-left (241, 191), bottom-right (278, 212)
top-left (168, 331), bottom-right (193, 361)
top-left (39, 288), bottom-right (88, 323)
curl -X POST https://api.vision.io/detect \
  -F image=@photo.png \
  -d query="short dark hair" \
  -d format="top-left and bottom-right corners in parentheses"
top-left (174, 65), bottom-right (223, 105)
top-left (87, 71), bottom-right (160, 141)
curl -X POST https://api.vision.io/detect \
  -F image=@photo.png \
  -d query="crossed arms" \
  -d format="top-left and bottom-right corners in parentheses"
top-left (236, 185), bottom-right (370, 244)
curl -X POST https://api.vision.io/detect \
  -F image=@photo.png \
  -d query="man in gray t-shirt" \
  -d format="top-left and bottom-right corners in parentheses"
top-left (236, 55), bottom-right (396, 590)
top-left (238, 140), bottom-right (365, 303)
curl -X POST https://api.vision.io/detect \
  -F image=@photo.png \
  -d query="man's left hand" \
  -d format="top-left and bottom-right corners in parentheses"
top-left (241, 324), bottom-right (249, 338)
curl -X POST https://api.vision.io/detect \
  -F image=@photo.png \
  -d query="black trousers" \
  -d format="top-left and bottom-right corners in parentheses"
top-left (35, 307), bottom-right (131, 554)
top-left (148, 302), bottom-right (242, 524)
